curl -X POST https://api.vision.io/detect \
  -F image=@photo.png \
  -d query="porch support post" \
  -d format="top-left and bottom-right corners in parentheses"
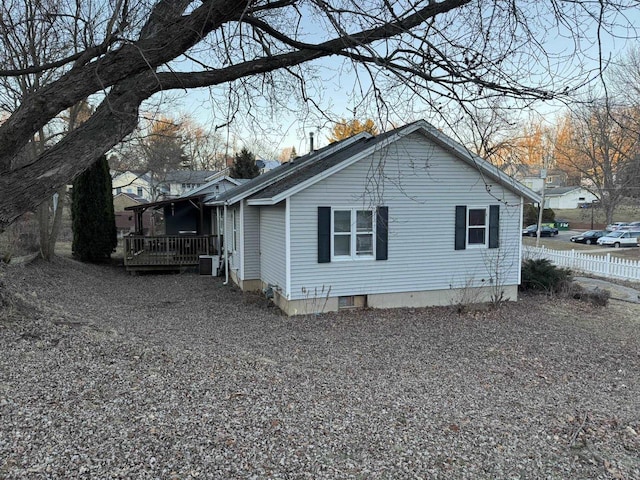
top-left (135, 208), bottom-right (143, 235)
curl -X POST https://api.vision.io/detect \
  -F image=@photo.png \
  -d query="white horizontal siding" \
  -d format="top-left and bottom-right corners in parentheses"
top-left (288, 132), bottom-right (523, 300)
top-left (243, 204), bottom-right (260, 280)
top-left (260, 203), bottom-right (286, 291)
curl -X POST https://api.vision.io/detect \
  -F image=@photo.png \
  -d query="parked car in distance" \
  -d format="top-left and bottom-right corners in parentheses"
top-left (570, 230), bottom-right (607, 245)
top-left (596, 230), bottom-right (640, 248)
top-left (522, 225), bottom-right (559, 237)
top-left (619, 221), bottom-right (640, 230)
top-left (606, 222), bottom-right (629, 231)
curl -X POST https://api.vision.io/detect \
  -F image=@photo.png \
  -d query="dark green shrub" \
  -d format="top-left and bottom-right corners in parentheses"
top-left (523, 204), bottom-right (556, 226)
top-left (520, 258), bottom-right (571, 293)
top-left (71, 155), bottom-right (117, 262)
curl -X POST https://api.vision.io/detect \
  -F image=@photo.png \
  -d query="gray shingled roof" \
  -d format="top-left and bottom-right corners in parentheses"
top-left (205, 120), bottom-right (540, 206)
top-left (545, 186), bottom-right (581, 196)
top-left (249, 130), bottom-right (398, 201)
top-left (204, 133), bottom-right (375, 206)
top-left (164, 170), bottom-right (217, 183)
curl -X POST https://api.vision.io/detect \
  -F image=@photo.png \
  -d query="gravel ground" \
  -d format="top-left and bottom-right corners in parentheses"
top-left (1, 257), bottom-right (639, 479)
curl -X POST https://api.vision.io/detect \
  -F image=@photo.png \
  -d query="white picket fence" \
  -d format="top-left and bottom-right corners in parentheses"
top-left (523, 246), bottom-right (640, 281)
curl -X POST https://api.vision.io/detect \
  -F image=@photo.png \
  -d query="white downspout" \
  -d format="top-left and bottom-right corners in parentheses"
top-left (223, 203), bottom-right (229, 285)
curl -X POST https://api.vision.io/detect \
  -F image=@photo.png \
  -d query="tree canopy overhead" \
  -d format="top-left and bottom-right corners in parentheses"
top-left (0, 0), bottom-right (638, 230)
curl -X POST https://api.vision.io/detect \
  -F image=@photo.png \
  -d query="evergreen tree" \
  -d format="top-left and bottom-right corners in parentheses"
top-left (72, 155), bottom-right (117, 262)
top-left (230, 148), bottom-right (260, 179)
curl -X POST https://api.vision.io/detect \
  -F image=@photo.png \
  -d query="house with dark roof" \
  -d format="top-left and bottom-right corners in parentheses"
top-left (205, 120), bottom-right (539, 315)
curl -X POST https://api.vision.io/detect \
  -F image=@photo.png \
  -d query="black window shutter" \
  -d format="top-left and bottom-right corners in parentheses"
top-left (455, 206), bottom-right (466, 250)
top-left (489, 205), bottom-right (500, 249)
top-left (318, 206), bottom-right (331, 263)
top-left (376, 206), bottom-right (388, 260)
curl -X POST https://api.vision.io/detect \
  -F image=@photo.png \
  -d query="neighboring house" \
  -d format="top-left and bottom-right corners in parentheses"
top-left (513, 166), bottom-right (568, 193)
top-left (544, 187), bottom-right (598, 209)
top-left (113, 192), bottom-right (150, 236)
top-left (125, 174), bottom-right (245, 236)
top-left (111, 170), bottom-right (153, 200)
top-left (205, 120), bottom-right (539, 315)
top-left (112, 169), bottom-right (223, 201)
top-left (160, 170), bottom-right (218, 198)
top-left (180, 174), bottom-right (244, 199)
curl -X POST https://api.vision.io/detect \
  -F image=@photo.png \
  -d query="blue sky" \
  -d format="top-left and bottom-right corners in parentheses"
top-left (158, 1), bottom-right (640, 160)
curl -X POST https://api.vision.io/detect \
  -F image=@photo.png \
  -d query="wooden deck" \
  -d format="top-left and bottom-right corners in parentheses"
top-left (124, 235), bottom-right (219, 272)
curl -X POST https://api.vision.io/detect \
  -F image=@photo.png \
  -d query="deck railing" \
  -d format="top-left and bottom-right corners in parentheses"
top-left (124, 235), bottom-right (219, 269)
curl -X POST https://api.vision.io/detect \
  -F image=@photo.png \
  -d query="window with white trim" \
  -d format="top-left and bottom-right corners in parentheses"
top-left (467, 207), bottom-right (487, 247)
top-left (332, 208), bottom-right (375, 259)
top-left (232, 210), bottom-right (238, 252)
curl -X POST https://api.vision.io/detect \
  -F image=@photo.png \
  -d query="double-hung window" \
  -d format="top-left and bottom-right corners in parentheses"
top-left (332, 208), bottom-right (374, 259)
top-left (455, 205), bottom-right (499, 250)
top-left (467, 207), bottom-right (488, 247)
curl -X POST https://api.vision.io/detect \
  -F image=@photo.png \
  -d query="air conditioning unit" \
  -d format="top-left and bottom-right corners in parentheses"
top-left (199, 255), bottom-right (221, 276)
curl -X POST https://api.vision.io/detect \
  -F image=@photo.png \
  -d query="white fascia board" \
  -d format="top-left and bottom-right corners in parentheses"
top-left (225, 176), bottom-right (243, 186)
top-left (246, 198), bottom-right (276, 206)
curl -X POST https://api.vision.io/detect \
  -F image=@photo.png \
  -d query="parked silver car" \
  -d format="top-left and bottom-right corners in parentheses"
top-left (597, 230), bottom-right (640, 248)
top-left (606, 222), bottom-right (629, 231)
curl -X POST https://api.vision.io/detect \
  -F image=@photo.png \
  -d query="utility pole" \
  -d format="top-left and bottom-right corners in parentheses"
top-left (536, 168), bottom-right (547, 248)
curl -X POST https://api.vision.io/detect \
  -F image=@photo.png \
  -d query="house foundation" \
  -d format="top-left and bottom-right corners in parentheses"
top-left (260, 284), bottom-right (519, 316)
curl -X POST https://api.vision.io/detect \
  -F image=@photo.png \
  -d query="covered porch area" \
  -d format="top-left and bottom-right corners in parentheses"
top-left (124, 196), bottom-right (225, 273)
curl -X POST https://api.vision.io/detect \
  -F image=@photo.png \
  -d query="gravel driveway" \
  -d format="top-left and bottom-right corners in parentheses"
top-left (1, 258), bottom-right (639, 479)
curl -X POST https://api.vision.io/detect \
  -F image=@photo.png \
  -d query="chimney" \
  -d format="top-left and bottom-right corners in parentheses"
top-left (309, 131), bottom-right (314, 153)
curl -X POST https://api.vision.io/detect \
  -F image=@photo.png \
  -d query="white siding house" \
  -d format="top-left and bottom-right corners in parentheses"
top-left (544, 187), bottom-right (598, 209)
top-left (112, 171), bottom-right (153, 200)
top-left (207, 120), bottom-right (539, 315)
